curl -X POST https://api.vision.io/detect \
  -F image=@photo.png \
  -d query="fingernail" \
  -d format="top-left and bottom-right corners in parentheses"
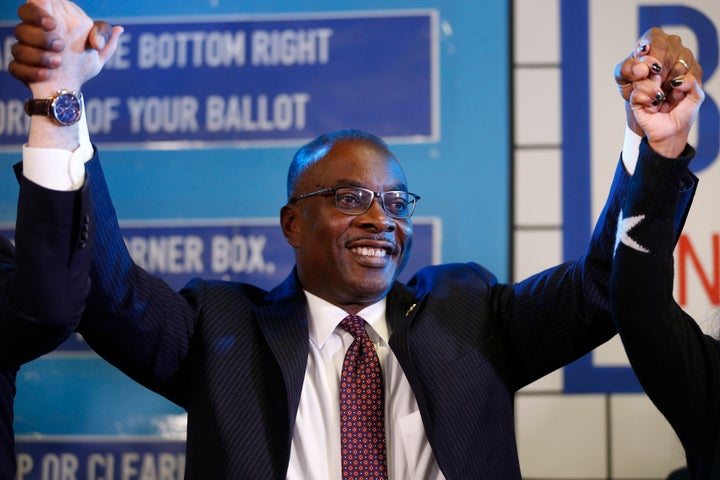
top-left (656, 91), bottom-right (665, 103)
top-left (651, 100), bottom-right (659, 106)
top-left (651, 63), bottom-right (662, 73)
top-left (95, 34), bottom-right (106, 50)
top-left (636, 43), bottom-right (649, 54)
top-left (51, 39), bottom-right (64, 51)
top-left (49, 55), bottom-right (62, 67)
top-left (670, 77), bottom-right (684, 87)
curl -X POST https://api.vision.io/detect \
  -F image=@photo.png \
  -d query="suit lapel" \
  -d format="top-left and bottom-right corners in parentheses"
top-left (256, 271), bottom-right (310, 439)
top-left (387, 282), bottom-right (426, 401)
top-left (387, 281), bottom-right (449, 463)
top-left (386, 282), bottom-right (416, 333)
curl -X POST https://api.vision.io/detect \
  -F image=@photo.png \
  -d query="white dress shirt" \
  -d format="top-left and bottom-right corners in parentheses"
top-left (23, 108), bottom-right (93, 190)
top-left (287, 291), bottom-right (444, 480)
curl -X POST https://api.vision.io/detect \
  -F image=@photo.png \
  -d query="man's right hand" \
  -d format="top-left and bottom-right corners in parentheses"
top-left (10, 0), bottom-right (123, 96)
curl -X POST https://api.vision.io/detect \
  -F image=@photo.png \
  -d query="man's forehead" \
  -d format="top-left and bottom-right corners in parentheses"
top-left (306, 146), bottom-right (405, 185)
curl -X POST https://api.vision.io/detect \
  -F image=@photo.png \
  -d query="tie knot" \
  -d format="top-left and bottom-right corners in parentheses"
top-left (339, 314), bottom-right (367, 339)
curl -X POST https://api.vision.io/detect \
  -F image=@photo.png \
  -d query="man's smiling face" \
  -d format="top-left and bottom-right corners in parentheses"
top-left (282, 138), bottom-right (413, 313)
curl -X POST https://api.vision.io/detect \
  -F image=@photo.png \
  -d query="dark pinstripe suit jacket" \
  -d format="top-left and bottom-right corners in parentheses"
top-left (72, 142), bottom-right (695, 479)
top-left (2, 175), bottom-right (94, 479)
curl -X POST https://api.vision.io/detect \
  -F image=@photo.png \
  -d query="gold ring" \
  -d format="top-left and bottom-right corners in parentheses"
top-left (678, 59), bottom-right (689, 70)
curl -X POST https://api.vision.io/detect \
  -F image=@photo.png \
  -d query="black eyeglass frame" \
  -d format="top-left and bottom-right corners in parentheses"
top-left (288, 186), bottom-right (421, 219)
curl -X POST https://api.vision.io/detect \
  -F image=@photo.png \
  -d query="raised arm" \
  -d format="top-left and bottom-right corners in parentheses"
top-left (610, 33), bottom-right (715, 474)
top-left (0, 0), bottom-right (119, 368)
top-left (504, 28), bottom-right (702, 387)
top-left (10, 0), bottom-right (197, 404)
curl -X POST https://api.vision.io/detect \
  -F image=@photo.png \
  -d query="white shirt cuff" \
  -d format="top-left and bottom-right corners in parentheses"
top-left (621, 126), bottom-right (641, 175)
top-left (22, 111), bottom-right (93, 192)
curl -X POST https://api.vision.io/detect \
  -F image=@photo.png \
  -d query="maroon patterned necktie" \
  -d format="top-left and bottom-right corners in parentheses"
top-left (339, 314), bottom-right (388, 479)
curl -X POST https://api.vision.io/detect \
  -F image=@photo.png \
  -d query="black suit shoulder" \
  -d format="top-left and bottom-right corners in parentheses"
top-left (408, 262), bottom-right (498, 293)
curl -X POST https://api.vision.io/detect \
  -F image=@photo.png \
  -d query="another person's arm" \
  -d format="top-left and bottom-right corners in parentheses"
top-left (610, 39), bottom-right (715, 454)
top-left (0, 169), bottom-right (94, 367)
top-left (0, 0), bottom-right (118, 369)
top-left (609, 142), bottom-right (717, 452)
top-left (0, 130), bottom-right (98, 366)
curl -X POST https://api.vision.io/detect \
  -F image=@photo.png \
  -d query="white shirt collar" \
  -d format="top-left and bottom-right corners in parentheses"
top-left (304, 290), bottom-right (388, 348)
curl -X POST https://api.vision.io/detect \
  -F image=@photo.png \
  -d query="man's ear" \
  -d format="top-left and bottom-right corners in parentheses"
top-left (281, 205), bottom-right (301, 248)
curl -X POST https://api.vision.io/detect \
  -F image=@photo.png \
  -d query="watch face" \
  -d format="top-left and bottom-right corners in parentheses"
top-left (52, 93), bottom-right (82, 126)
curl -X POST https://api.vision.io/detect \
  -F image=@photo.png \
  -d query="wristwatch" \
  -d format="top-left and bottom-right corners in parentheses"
top-left (24, 90), bottom-right (83, 126)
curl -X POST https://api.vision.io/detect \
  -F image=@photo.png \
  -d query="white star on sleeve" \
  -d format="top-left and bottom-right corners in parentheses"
top-left (614, 210), bottom-right (650, 255)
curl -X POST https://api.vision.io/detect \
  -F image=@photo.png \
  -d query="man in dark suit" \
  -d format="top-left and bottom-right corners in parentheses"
top-left (10, 1), bottom-right (703, 478)
top-left (0, 168), bottom-right (95, 477)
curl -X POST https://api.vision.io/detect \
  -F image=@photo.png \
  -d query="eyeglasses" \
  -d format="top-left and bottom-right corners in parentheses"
top-left (289, 186), bottom-right (421, 219)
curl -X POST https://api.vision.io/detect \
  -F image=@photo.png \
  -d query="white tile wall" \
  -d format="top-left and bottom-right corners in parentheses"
top-left (520, 368), bottom-right (563, 394)
top-left (513, 230), bottom-right (562, 280)
top-left (512, 0), bottom-right (688, 478)
top-left (513, 68), bottom-right (562, 146)
top-left (514, 149), bottom-right (562, 226)
top-left (513, 0), bottom-right (560, 64)
top-left (516, 395), bottom-right (607, 479)
top-left (609, 395), bottom-right (686, 478)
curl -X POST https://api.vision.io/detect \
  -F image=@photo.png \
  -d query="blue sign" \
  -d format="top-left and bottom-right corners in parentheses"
top-left (15, 437), bottom-right (186, 480)
top-left (0, 11), bottom-right (438, 148)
